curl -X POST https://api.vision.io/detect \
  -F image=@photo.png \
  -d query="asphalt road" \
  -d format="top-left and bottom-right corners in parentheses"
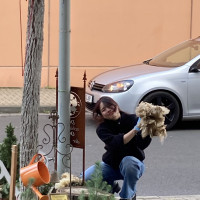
top-left (0, 113), bottom-right (200, 196)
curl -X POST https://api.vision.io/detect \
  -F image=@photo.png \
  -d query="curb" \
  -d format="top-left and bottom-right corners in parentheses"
top-left (0, 106), bottom-right (56, 114)
top-left (115, 195), bottom-right (200, 200)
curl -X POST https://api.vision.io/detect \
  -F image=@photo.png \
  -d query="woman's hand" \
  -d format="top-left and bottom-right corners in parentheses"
top-left (133, 117), bottom-right (141, 131)
top-left (123, 117), bottom-right (141, 144)
top-left (123, 129), bottom-right (137, 144)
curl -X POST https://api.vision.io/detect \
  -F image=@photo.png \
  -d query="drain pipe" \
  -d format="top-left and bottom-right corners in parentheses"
top-left (57, 0), bottom-right (71, 174)
top-left (190, 0), bottom-right (193, 39)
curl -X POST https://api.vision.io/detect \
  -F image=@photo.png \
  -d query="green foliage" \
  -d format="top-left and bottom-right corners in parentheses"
top-left (0, 182), bottom-right (10, 198)
top-left (0, 123), bottom-right (17, 171)
top-left (20, 178), bottom-right (37, 200)
top-left (39, 182), bottom-right (54, 195)
top-left (21, 179), bottom-right (54, 200)
top-left (0, 123), bottom-right (20, 198)
top-left (79, 162), bottom-right (115, 200)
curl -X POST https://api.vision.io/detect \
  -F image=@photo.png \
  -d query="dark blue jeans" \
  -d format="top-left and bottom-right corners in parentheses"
top-left (84, 156), bottom-right (145, 199)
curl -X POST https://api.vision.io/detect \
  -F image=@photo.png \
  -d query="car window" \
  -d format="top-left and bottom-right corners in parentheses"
top-left (189, 58), bottom-right (200, 72)
top-left (149, 38), bottom-right (200, 68)
top-left (194, 59), bottom-right (200, 70)
top-left (198, 63), bottom-right (200, 70)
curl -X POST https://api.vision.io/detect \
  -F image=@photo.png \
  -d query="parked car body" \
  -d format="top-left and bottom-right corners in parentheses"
top-left (86, 37), bottom-right (200, 129)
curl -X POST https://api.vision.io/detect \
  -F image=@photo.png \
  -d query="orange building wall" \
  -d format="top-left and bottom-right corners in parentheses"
top-left (0, 0), bottom-right (200, 87)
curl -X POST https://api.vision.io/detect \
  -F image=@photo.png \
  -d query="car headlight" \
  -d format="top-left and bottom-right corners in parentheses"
top-left (102, 80), bottom-right (134, 93)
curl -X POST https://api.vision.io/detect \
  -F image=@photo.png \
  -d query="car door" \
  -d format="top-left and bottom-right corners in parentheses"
top-left (188, 59), bottom-right (200, 115)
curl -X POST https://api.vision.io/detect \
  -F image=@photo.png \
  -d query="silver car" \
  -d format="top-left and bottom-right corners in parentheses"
top-left (86, 37), bottom-right (200, 129)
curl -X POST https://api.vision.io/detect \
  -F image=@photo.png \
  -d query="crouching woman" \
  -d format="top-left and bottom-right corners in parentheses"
top-left (84, 96), bottom-right (152, 200)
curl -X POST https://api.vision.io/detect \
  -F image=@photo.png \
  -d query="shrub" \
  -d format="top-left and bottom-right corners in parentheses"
top-left (0, 123), bottom-right (19, 198)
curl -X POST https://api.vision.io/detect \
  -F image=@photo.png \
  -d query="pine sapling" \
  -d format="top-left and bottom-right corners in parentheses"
top-left (79, 162), bottom-right (115, 200)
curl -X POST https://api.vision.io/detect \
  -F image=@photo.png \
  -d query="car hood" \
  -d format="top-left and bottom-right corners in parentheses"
top-left (92, 64), bottom-right (172, 84)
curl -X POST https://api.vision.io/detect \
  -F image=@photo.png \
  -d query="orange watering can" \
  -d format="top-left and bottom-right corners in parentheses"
top-left (20, 154), bottom-right (50, 200)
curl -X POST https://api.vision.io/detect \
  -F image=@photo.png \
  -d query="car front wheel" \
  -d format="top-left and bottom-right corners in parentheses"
top-left (142, 91), bottom-right (180, 130)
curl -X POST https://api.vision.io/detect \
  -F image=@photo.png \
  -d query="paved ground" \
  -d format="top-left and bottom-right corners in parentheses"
top-left (136, 196), bottom-right (200, 200)
top-left (0, 88), bottom-right (200, 200)
top-left (0, 87), bottom-right (56, 113)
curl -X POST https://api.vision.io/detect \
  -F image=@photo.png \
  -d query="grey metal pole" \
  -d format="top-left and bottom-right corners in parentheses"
top-left (58, 0), bottom-right (71, 174)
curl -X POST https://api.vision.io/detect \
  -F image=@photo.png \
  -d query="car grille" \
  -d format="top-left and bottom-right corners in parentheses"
top-left (86, 81), bottom-right (105, 112)
top-left (88, 81), bottom-right (105, 91)
top-left (86, 102), bottom-right (96, 112)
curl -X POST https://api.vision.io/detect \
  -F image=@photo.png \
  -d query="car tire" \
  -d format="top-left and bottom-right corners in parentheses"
top-left (142, 91), bottom-right (180, 130)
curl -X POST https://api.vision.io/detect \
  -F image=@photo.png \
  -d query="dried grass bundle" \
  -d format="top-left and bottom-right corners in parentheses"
top-left (135, 101), bottom-right (170, 143)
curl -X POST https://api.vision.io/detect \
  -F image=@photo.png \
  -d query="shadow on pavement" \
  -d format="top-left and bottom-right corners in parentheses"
top-left (173, 120), bottom-right (200, 130)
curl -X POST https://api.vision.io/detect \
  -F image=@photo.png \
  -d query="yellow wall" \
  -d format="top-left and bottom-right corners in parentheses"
top-left (0, 0), bottom-right (200, 87)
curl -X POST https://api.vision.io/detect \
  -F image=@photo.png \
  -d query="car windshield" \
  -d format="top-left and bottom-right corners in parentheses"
top-left (148, 37), bottom-right (200, 67)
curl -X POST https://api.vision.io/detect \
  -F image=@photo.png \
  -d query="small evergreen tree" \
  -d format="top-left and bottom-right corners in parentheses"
top-left (79, 162), bottom-right (115, 200)
top-left (0, 123), bottom-right (20, 198)
top-left (0, 123), bottom-right (18, 171)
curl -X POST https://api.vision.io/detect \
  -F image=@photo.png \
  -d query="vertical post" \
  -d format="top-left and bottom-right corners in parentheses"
top-left (190, 0), bottom-right (193, 39)
top-left (82, 71), bottom-right (87, 184)
top-left (55, 68), bottom-right (58, 114)
top-left (9, 145), bottom-right (18, 200)
top-left (55, 68), bottom-right (58, 171)
top-left (58, 0), bottom-right (71, 174)
top-left (47, 0), bottom-right (51, 87)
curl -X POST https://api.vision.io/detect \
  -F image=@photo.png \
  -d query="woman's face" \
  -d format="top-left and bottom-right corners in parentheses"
top-left (99, 102), bottom-right (120, 120)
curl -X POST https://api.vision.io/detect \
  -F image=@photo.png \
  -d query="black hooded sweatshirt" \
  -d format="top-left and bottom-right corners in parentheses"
top-left (96, 111), bottom-right (152, 169)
